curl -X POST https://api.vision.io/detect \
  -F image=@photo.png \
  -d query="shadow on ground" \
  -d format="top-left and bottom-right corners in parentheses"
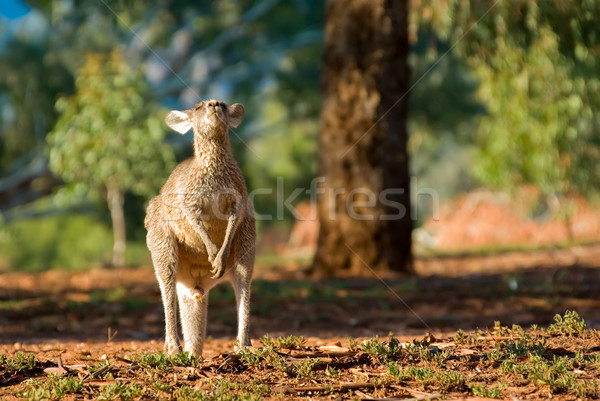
top-left (1, 246), bottom-right (600, 345)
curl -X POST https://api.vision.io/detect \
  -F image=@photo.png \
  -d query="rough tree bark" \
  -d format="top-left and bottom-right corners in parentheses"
top-left (313, 0), bottom-right (413, 276)
top-left (106, 182), bottom-right (126, 268)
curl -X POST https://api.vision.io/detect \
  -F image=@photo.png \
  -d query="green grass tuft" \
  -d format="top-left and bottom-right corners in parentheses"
top-left (20, 375), bottom-right (84, 400)
top-left (546, 310), bottom-right (587, 336)
top-left (469, 383), bottom-right (504, 399)
top-left (1, 352), bottom-right (38, 374)
top-left (97, 382), bottom-right (144, 401)
top-left (361, 335), bottom-right (402, 363)
top-left (137, 351), bottom-right (198, 370)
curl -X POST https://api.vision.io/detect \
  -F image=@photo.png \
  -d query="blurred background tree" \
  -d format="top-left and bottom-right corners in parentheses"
top-left (1, 0), bottom-right (599, 271)
top-left (0, 0), bottom-right (323, 270)
top-left (313, 0), bottom-right (412, 275)
top-left (446, 0), bottom-right (600, 200)
top-left (0, 9), bottom-right (71, 211)
top-left (47, 50), bottom-right (174, 267)
top-left (0, 0), bottom-right (323, 216)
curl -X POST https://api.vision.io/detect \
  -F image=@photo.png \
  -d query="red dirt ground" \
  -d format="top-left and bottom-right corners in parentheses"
top-left (2, 244), bottom-right (600, 399)
top-left (2, 244), bottom-right (600, 346)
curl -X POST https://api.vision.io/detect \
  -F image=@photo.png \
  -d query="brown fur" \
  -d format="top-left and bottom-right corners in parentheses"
top-left (145, 100), bottom-right (255, 357)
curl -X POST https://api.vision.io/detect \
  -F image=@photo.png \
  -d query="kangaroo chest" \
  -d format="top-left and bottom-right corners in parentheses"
top-left (191, 173), bottom-right (238, 221)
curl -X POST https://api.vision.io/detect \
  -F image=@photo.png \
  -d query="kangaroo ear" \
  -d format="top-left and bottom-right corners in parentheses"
top-left (227, 103), bottom-right (244, 128)
top-left (165, 110), bottom-right (193, 134)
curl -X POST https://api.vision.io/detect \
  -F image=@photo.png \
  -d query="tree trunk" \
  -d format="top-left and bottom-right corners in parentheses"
top-left (313, 0), bottom-right (413, 276)
top-left (106, 182), bottom-right (126, 268)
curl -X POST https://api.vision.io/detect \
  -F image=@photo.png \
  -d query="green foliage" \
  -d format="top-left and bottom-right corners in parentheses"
top-left (434, 371), bottom-right (467, 392)
top-left (98, 382), bottom-right (144, 401)
top-left (20, 375), bottom-right (84, 400)
top-left (152, 380), bottom-right (173, 395)
top-left (484, 314), bottom-right (599, 397)
top-left (237, 347), bottom-right (264, 369)
top-left (275, 334), bottom-right (306, 350)
top-left (175, 379), bottom-right (268, 401)
top-left (238, 336), bottom-right (322, 379)
top-left (259, 334), bottom-right (306, 350)
top-left (324, 365), bottom-right (340, 379)
top-left (361, 336), bottom-right (402, 363)
top-left (501, 335), bottom-right (546, 357)
top-left (0, 352), bottom-right (38, 374)
top-left (448, 0), bottom-right (600, 197)
top-left (453, 329), bottom-right (467, 343)
top-left (388, 363), bottom-right (444, 390)
top-left (47, 49), bottom-right (174, 201)
top-left (238, 342), bottom-right (288, 374)
top-left (1, 1), bottom-right (325, 270)
top-left (588, 353), bottom-right (600, 367)
top-left (347, 337), bottom-right (360, 352)
top-left (137, 351), bottom-right (198, 370)
top-left (501, 353), bottom-right (598, 397)
top-left (4, 0), bottom-right (600, 272)
top-left (546, 310), bottom-right (587, 336)
top-left (245, 95), bottom-right (319, 222)
top-left (5, 317), bottom-right (600, 400)
top-left (0, 18), bottom-right (73, 172)
top-left (0, 212), bottom-right (112, 271)
top-left (385, 316), bottom-right (600, 397)
top-left (408, 25), bottom-right (481, 201)
top-left (89, 360), bottom-right (112, 379)
top-left (470, 28), bottom-right (578, 194)
top-left (292, 357), bottom-right (322, 380)
top-left (469, 383), bottom-right (504, 399)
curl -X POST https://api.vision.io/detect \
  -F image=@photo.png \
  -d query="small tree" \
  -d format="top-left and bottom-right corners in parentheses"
top-left (447, 1), bottom-right (600, 238)
top-left (47, 50), bottom-right (174, 267)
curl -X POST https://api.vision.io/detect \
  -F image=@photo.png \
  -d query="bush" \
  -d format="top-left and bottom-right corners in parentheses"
top-left (0, 214), bottom-right (113, 271)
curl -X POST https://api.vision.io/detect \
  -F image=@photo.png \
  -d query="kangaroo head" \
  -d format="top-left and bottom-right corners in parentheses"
top-left (165, 100), bottom-right (244, 135)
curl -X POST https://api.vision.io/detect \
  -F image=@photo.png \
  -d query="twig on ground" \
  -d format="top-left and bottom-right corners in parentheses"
top-left (272, 381), bottom-right (376, 394)
top-left (82, 364), bottom-right (112, 381)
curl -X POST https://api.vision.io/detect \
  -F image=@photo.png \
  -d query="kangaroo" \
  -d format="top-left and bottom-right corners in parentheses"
top-left (145, 99), bottom-right (255, 358)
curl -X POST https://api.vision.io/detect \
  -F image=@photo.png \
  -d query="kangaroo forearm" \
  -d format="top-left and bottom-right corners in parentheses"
top-left (191, 217), bottom-right (218, 254)
top-left (219, 214), bottom-right (240, 256)
top-left (180, 200), bottom-right (218, 254)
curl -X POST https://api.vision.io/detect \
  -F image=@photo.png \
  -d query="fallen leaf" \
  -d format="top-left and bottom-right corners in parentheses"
top-left (319, 344), bottom-right (350, 352)
top-left (44, 366), bottom-right (68, 376)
